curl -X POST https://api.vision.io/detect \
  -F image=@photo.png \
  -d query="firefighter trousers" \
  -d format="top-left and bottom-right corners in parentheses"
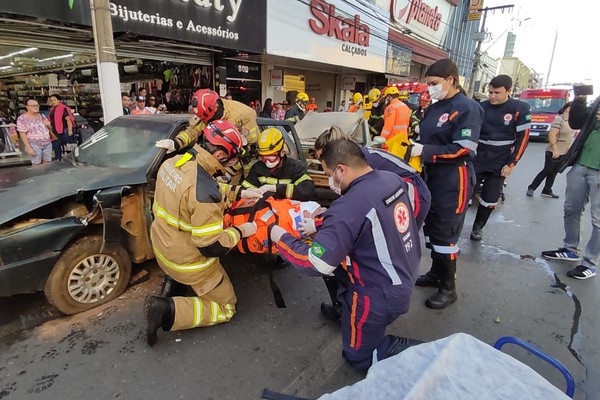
top-left (156, 258), bottom-right (237, 331)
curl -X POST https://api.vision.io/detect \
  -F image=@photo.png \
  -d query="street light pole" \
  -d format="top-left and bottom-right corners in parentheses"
top-left (545, 30), bottom-right (558, 87)
top-left (90, 0), bottom-right (122, 123)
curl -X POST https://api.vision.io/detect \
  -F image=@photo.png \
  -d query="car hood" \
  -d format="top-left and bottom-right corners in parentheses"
top-left (0, 160), bottom-right (148, 225)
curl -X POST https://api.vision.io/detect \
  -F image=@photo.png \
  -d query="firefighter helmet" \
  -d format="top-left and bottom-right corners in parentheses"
top-left (368, 88), bottom-right (381, 103)
top-left (191, 89), bottom-right (219, 122)
top-left (258, 128), bottom-right (285, 156)
top-left (296, 92), bottom-right (309, 103)
top-left (398, 90), bottom-right (410, 100)
top-left (419, 91), bottom-right (431, 107)
top-left (383, 86), bottom-right (399, 97)
top-left (203, 120), bottom-right (243, 158)
top-left (352, 92), bottom-right (363, 104)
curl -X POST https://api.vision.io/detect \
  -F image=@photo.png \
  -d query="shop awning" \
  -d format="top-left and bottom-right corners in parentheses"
top-left (388, 29), bottom-right (448, 66)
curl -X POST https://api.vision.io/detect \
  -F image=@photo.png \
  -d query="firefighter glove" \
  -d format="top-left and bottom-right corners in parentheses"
top-left (270, 225), bottom-right (287, 244)
top-left (409, 140), bottom-right (423, 157)
top-left (237, 222), bottom-right (257, 238)
top-left (259, 184), bottom-right (277, 194)
top-left (241, 187), bottom-right (263, 199)
top-left (156, 139), bottom-right (176, 154)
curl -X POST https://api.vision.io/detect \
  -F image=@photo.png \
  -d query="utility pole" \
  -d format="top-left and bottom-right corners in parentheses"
top-left (90, 0), bottom-right (122, 124)
top-left (468, 4), bottom-right (514, 97)
top-left (545, 30), bottom-right (558, 88)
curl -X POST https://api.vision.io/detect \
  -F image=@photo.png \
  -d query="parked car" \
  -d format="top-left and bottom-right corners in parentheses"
top-left (0, 115), bottom-right (189, 314)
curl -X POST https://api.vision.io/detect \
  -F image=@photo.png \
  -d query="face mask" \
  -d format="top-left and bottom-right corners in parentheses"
top-left (372, 101), bottom-right (380, 108)
top-left (328, 167), bottom-right (343, 195)
top-left (428, 79), bottom-right (449, 100)
top-left (261, 154), bottom-right (280, 169)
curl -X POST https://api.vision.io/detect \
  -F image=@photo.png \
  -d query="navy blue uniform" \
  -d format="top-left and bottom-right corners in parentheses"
top-left (419, 92), bottom-right (484, 261)
top-left (362, 147), bottom-right (431, 228)
top-left (277, 170), bottom-right (421, 371)
top-left (474, 99), bottom-right (531, 208)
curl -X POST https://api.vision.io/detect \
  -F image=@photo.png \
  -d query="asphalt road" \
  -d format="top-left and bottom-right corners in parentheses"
top-left (0, 141), bottom-right (598, 400)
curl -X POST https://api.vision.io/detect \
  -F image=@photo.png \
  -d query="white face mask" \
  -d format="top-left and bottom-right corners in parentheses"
top-left (372, 101), bottom-right (380, 108)
top-left (328, 167), bottom-right (343, 195)
top-left (265, 160), bottom-right (279, 169)
top-left (428, 79), bottom-right (449, 100)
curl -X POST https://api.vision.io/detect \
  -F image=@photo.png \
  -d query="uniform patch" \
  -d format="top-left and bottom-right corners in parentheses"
top-left (461, 129), bottom-right (472, 137)
top-left (311, 243), bottom-right (326, 258)
top-left (525, 114), bottom-right (531, 121)
top-left (503, 113), bottom-right (513, 126)
top-left (437, 113), bottom-right (449, 127)
top-left (393, 202), bottom-right (410, 234)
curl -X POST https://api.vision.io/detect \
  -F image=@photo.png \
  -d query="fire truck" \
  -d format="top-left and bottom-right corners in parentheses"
top-left (519, 88), bottom-right (572, 141)
top-left (389, 82), bottom-right (429, 107)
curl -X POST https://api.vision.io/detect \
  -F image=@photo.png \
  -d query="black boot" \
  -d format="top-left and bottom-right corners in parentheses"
top-left (385, 335), bottom-right (424, 358)
top-left (145, 296), bottom-right (174, 346)
top-left (415, 271), bottom-right (441, 287)
top-left (320, 302), bottom-right (342, 325)
top-left (425, 259), bottom-right (457, 309)
top-left (470, 205), bottom-right (493, 241)
top-left (160, 275), bottom-right (177, 298)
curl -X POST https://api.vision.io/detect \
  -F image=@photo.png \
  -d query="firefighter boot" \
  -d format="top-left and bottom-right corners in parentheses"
top-left (145, 296), bottom-right (174, 346)
top-left (160, 275), bottom-right (180, 298)
top-left (470, 205), bottom-right (493, 241)
top-left (425, 259), bottom-right (457, 309)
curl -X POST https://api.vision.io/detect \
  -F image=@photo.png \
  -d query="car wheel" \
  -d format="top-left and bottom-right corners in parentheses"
top-left (44, 235), bottom-right (132, 315)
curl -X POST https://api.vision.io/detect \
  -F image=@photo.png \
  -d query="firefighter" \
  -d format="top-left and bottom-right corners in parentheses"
top-left (470, 75), bottom-right (530, 241)
top-left (411, 59), bottom-right (484, 309)
top-left (242, 128), bottom-right (315, 201)
top-left (398, 90), bottom-right (416, 111)
top-left (155, 89), bottom-right (259, 184)
top-left (367, 88), bottom-right (385, 138)
top-left (348, 92), bottom-right (363, 113)
top-left (145, 120), bottom-right (263, 346)
top-left (270, 139), bottom-right (422, 371)
top-left (409, 91), bottom-right (431, 139)
top-left (380, 86), bottom-right (411, 144)
top-left (285, 92), bottom-right (309, 122)
top-left (314, 127), bottom-right (431, 322)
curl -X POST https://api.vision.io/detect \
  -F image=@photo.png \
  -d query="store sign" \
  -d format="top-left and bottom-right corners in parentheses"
top-left (267, 0), bottom-right (387, 72)
top-left (225, 61), bottom-right (261, 80)
top-left (467, 0), bottom-right (484, 21)
top-left (373, 0), bottom-right (453, 46)
top-left (270, 69), bottom-right (283, 87)
top-left (0, 0), bottom-right (266, 53)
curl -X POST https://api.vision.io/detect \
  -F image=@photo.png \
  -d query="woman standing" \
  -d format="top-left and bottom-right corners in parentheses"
top-left (16, 98), bottom-right (53, 165)
top-left (261, 98), bottom-right (273, 118)
top-left (527, 103), bottom-right (573, 198)
top-left (411, 59), bottom-right (485, 309)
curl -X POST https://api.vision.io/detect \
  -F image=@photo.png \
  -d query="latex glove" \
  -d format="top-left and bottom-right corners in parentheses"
top-left (270, 225), bottom-right (287, 244)
top-left (298, 218), bottom-right (317, 236)
top-left (410, 140), bottom-right (423, 157)
top-left (259, 184), bottom-right (277, 194)
top-left (237, 222), bottom-right (257, 238)
top-left (155, 139), bottom-right (176, 154)
top-left (241, 187), bottom-right (263, 199)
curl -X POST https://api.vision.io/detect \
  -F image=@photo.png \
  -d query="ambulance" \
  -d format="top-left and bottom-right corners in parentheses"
top-left (519, 88), bottom-right (571, 141)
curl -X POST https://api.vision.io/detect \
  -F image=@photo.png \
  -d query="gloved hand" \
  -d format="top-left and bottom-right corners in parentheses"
top-left (241, 187), bottom-right (263, 199)
top-left (298, 218), bottom-right (317, 236)
top-left (410, 140), bottom-right (423, 157)
top-left (237, 222), bottom-right (257, 238)
top-left (270, 225), bottom-right (287, 244)
top-left (156, 139), bottom-right (176, 154)
top-left (259, 184), bottom-right (277, 193)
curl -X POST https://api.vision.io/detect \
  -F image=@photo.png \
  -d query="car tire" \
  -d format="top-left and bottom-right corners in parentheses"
top-left (44, 235), bottom-right (132, 315)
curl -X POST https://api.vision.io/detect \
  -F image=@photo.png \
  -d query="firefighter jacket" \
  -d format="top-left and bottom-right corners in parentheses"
top-left (173, 99), bottom-right (259, 151)
top-left (368, 103), bottom-right (385, 138)
top-left (224, 198), bottom-right (321, 254)
top-left (150, 145), bottom-right (243, 292)
top-left (477, 98), bottom-right (531, 169)
top-left (381, 98), bottom-right (411, 142)
top-left (242, 156), bottom-right (315, 201)
top-left (409, 107), bottom-right (426, 139)
top-left (285, 104), bottom-right (306, 123)
top-left (419, 92), bottom-right (484, 165)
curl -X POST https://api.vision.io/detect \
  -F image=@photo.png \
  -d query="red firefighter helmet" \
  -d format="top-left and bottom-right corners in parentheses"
top-left (203, 120), bottom-right (243, 158)
top-left (419, 91), bottom-right (431, 108)
top-left (191, 89), bottom-right (219, 121)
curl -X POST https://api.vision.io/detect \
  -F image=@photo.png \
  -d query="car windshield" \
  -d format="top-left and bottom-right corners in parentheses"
top-left (520, 98), bottom-right (566, 114)
top-left (72, 118), bottom-right (174, 168)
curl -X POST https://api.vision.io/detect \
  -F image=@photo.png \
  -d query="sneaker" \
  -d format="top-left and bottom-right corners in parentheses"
top-left (541, 248), bottom-right (581, 262)
top-left (526, 188), bottom-right (534, 197)
top-left (541, 191), bottom-right (559, 199)
top-left (567, 265), bottom-right (597, 280)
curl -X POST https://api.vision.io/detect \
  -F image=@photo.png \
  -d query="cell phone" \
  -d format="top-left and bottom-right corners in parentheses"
top-left (573, 84), bottom-right (593, 96)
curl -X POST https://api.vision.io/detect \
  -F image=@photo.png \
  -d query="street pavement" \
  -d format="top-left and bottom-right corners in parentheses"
top-left (0, 141), bottom-right (598, 400)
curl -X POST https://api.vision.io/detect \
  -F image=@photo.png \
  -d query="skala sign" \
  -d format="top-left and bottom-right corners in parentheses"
top-left (308, 0), bottom-right (370, 47)
top-left (390, 0), bottom-right (442, 31)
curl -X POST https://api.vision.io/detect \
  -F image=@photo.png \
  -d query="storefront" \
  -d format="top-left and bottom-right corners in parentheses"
top-left (259, 0), bottom-right (389, 112)
top-left (0, 0), bottom-right (266, 123)
top-left (224, 60), bottom-right (262, 108)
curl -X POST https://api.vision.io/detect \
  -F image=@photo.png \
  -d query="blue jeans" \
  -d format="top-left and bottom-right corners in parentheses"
top-left (564, 164), bottom-right (600, 268)
top-left (51, 130), bottom-right (74, 160)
